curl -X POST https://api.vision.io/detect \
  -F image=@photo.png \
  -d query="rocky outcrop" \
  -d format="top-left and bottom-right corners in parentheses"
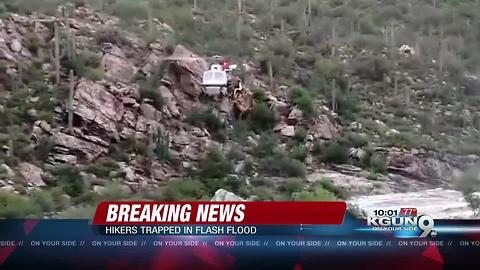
top-left (158, 85), bottom-right (181, 117)
top-left (101, 44), bottom-right (136, 82)
top-left (274, 123), bottom-right (295, 137)
top-left (17, 162), bottom-right (45, 187)
top-left (74, 79), bottom-right (126, 140)
top-left (267, 91), bottom-right (340, 140)
top-left (164, 45), bottom-right (208, 98)
top-left (53, 132), bottom-right (109, 163)
top-left (310, 114), bottom-right (339, 140)
top-left (382, 149), bottom-right (466, 184)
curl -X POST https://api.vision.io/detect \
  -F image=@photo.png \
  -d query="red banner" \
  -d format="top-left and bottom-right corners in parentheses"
top-left (92, 201), bottom-right (347, 225)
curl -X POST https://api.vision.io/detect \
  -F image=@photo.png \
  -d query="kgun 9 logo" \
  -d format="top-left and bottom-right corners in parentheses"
top-left (368, 209), bottom-right (437, 238)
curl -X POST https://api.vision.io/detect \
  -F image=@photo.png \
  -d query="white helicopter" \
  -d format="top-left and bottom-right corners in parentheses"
top-left (155, 53), bottom-right (241, 97)
top-left (202, 55), bottom-right (240, 96)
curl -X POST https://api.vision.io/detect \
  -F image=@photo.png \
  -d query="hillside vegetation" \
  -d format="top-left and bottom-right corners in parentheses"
top-left (1, 0), bottom-right (480, 217)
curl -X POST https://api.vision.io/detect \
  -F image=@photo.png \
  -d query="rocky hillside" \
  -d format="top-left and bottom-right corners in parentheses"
top-left (0, 1), bottom-right (479, 218)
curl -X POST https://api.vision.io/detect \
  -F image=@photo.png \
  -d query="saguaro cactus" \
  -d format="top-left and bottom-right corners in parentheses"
top-left (68, 70), bottom-right (75, 130)
top-left (270, 0), bottom-right (277, 22)
top-left (394, 75), bottom-right (398, 96)
top-left (153, 128), bottom-right (171, 163)
top-left (236, 0), bottom-right (243, 41)
top-left (331, 24), bottom-right (337, 57)
top-left (331, 79), bottom-right (337, 113)
top-left (305, 0), bottom-right (312, 34)
top-left (54, 21), bottom-right (61, 86)
top-left (6, 138), bottom-right (13, 159)
top-left (268, 60), bottom-right (274, 90)
top-left (147, 2), bottom-right (154, 40)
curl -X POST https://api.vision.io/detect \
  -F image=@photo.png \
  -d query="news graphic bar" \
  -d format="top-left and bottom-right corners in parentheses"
top-left (92, 201), bottom-right (347, 225)
top-left (2, 204), bottom-right (480, 270)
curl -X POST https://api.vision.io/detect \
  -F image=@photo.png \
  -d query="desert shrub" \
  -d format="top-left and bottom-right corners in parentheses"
top-left (443, 53), bottom-right (465, 79)
top-left (251, 186), bottom-right (283, 201)
top-left (290, 87), bottom-right (314, 116)
top-left (200, 176), bottom-right (243, 196)
top-left (320, 179), bottom-right (349, 199)
top-left (52, 165), bottom-right (85, 197)
top-left (282, 178), bottom-right (305, 195)
top-left (84, 159), bottom-right (119, 178)
top-left (186, 108), bottom-right (224, 133)
top-left (294, 184), bottom-right (337, 201)
top-left (138, 76), bottom-right (164, 111)
top-left (110, 137), bottom-right (150, 161)
top-left (94, 27), bottom-right (129, 46)
top-left (339, 132), bottom-right (369, 148)
top-left (226, 147), bottom-right (246, 162)
top-left (21, 60), bottom-right (44, 85)
top-left (241, 158), bottom-right (256, 176)
top-left (248, 103), bottom-right (276, 132)
top-left (85, 68), bottom-right (105, 81)
top-left (419, 110), bottom-right (436, 135)
top-left (457, 167), bottom-right (480, 213)
top-left (229, 120), bottom-right (250, 143)
top-left (12, 134), bottom-right (35, 163)
top-left (163, 179), bottom-right (206, 201)
top-left (464, 76), bottom-right (480, 96)
top-left (252, 132), bottom-right (277, 158)
top-left (307, 75), bottom-right (328, 95)
top-left (386, 132), bottom-right (419, 149)
top-left (293, 126), bottom-right (307, 143)
top-left (107, 0), bottom-right (147, 21)
top-left (351, 33), bottom-right (385, 51)
top-left (457, 167), bottom-right (480, 196)
top-left (33, 137), bottom-right (55, 162)
top-left (32, 187), bottom-right (70, 212)
top-left (57, 205), bottom-right (97, 219)
top-left (197, 147), bottom-right (233, 180)
top-left (253, 88), bottom-right (268, 103)
top-left (0, 4), bottom-right (7, 18)
top-left (318, 143), bottom-right (349, 164)
top-left (369, 154), bottom-right (388, 174)
top-left (30, 189), bottom-right (57, 212)
top-left (290, 145), bottom-right (308, 161)
top-left (250, 177), bottom-right (275, 187)
top-left (351, 55), bottom-right (390, 81)
top-left (274, 4), bottom-right (301, 26)
top-left (62, 50), bottom-right (102, 78)
top-left (0, 192), bottom-right (40, 218)
top-left (259, 152), bottom-right (306, 178)
top-left (0, 88), bottom-right (35, 126)
top-left (315, 58), bottom-right (345, 82)
top-left (25, 32), bottom-right (45, 55)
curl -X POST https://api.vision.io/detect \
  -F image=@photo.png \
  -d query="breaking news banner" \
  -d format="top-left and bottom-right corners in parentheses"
top-left (1, 202), bottom-right (480, 270)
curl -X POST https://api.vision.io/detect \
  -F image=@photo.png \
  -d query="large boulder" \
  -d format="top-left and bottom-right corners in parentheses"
top-left (211, 189), bottom-right (245, 201)
top-left (53, 132), bottom-right (108, 162)
top-left (385, 150), bottom-right (460, 183)
top-left (165, 45), bottom-right (208, 97)
top-left (101, 44), bottom-right (136, 82)
top-left (9, 39), bottom-right (22, 53)
top-left (18, 162), bottom-right (45, 187)
top-left (74, 79), bottom-right (125, 139)
top-left (159, 86), bottom-right (180, 117)
top-left (310, 114), bottom-right (339, 140)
